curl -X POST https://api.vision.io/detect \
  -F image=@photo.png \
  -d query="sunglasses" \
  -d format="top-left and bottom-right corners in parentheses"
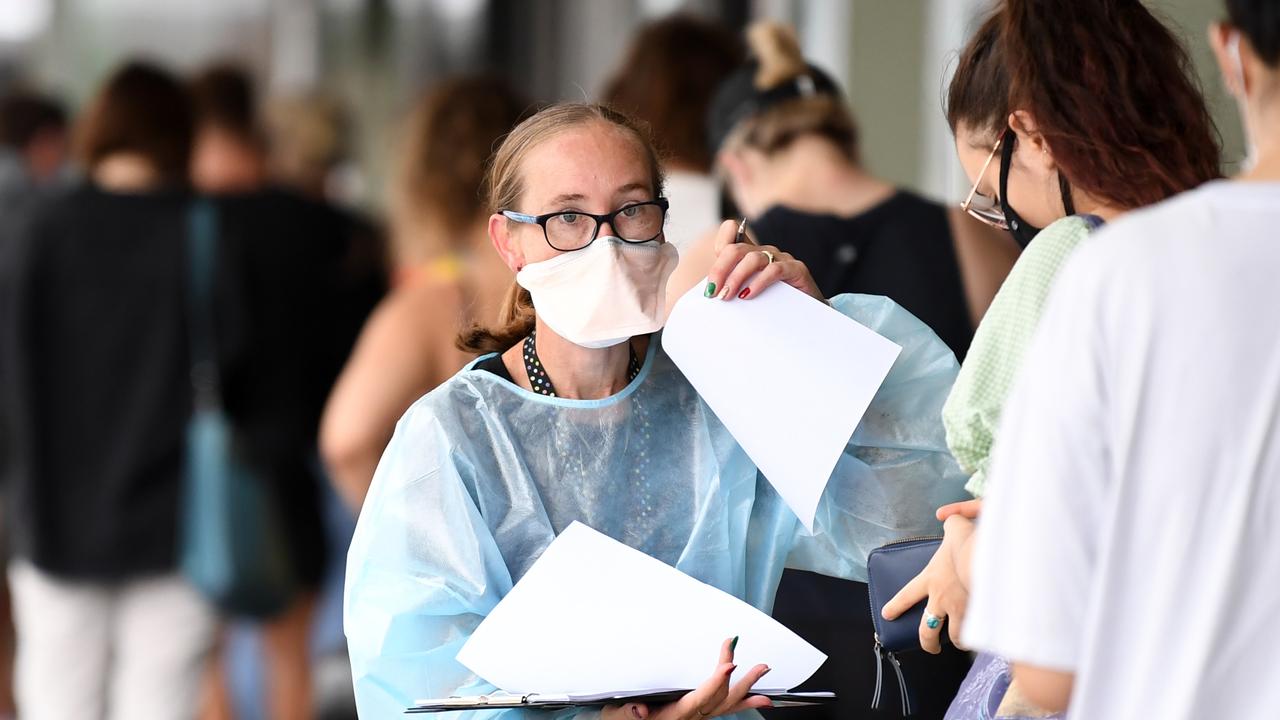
top-left (960, 136), bottom-right (1009, 231)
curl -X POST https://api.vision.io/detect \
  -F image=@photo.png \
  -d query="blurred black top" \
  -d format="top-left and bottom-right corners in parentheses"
top-left (0, 182), bottom-right (384, 580)
top-left (750, 190), bottom-right (973, 362)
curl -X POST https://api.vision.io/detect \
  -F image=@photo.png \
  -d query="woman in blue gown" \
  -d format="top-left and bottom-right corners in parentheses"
top-left (344, 103), bottom-right (968, 719)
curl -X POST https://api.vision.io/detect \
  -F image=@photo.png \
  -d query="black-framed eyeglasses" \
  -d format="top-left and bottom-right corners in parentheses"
top-left (501, 198), bottom-right (669, 252)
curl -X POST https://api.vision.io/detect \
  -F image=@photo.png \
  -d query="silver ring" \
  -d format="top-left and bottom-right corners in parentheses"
top-left (923, 610), bottom-right (944, 630)
top-left (759, 250), bottom-right (776, 265)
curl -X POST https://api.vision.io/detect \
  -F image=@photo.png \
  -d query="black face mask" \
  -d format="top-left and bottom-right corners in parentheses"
top-left (998, 129), bottom-right (1075, 248)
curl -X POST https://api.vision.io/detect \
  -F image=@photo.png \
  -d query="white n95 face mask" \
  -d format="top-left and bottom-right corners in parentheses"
top-left (516, 237), bottom-right (679, 349)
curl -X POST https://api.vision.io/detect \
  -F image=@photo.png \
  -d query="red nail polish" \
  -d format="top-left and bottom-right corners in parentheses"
top-left (737, 288), bottom-right (751, 300)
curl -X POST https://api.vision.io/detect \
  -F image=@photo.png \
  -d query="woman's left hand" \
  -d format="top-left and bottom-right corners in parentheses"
top-left (881, 512), bottom-right (978, 654)
top-left (703, 220), bottom-right (824, 303)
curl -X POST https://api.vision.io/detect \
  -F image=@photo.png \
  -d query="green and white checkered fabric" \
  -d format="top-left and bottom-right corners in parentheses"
top-left (942, 215), bottom-right (1096, 497)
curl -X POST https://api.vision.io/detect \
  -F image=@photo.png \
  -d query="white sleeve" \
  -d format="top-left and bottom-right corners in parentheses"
top-left (961, 246), bottom-right (1113, 672)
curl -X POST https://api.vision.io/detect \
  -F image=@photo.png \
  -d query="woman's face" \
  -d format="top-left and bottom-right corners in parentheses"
top-left (493, 122), bottom-right (660, 271)
top-left (954, 121), bottom-right (1068, 231)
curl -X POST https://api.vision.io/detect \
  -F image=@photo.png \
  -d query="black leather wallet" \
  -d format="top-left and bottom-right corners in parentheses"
top-left (865, 536), bottom-right (943, 716)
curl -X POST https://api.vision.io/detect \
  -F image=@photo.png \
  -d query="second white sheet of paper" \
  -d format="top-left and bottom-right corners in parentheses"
top-left (662, 281), bottom-right (902, 531)
top-left (457, 522), bottom-right (827, 695)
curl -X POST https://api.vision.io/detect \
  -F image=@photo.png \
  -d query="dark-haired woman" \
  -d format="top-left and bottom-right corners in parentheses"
top-left (0, 62), bottom-right (217, 720)
top-left (963, 1), bottom-right (1280, 716)
top-left (880, 1), bottom-right (1221, 717)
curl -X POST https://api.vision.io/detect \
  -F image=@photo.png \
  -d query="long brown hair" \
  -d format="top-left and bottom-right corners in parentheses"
top-left (456, 104), bottom-right (665, 356)
top-left (948, 0), bottom-right (1220, 211)
top-left (76, 62), bottom-right (193, 185)
top-left (391, 76), bottom-right (532, 261)
top-left (602, 14), bottom-right (742, 172)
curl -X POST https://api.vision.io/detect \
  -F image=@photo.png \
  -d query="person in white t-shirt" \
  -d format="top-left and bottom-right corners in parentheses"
top-left (963, 2), bottom-right (1280, 717)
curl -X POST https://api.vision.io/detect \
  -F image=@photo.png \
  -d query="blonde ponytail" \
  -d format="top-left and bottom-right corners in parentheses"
top-left (747, 21), bottom-right (807, 89)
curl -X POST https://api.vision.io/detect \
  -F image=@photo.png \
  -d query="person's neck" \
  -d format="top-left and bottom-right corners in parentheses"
top-left (749, 137), bottom-right (894, 218)
top-left (1068, 187), bottom-right (1127, 223)
top-left (1240, 104), bottom-right (1280, 182)
top-left (529, 319), bottom-right (633, 400)
top-left (93, 154), bottom-right (163, 193)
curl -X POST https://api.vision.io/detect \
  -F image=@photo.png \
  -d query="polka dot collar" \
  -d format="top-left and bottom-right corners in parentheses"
top-left (522, 330), bottom-right (641, 398)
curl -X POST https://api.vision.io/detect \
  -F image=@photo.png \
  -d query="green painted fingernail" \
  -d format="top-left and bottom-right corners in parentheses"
top-left (704, 281), bottom-right (717, 298)
top-left (730, 636), bottom-right (739, 653)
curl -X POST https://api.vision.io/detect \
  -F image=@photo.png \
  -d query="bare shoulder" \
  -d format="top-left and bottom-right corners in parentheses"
top-left (360, 278), bottom-right (467, 360)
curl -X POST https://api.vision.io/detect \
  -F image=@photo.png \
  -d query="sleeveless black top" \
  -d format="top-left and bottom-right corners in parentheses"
top-left (750, 190), bottom-right (974, 361)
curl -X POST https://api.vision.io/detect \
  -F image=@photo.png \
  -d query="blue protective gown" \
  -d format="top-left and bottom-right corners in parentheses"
top-left (344, 293), bottom-right (970, 718)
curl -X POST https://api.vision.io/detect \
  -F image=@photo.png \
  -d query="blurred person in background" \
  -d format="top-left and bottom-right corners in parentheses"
top-left (0, 61), bottom-right (216, 720)
top-left (0, 82), bottom-right (67, 720)
top-left (686, 21), bottom-right (1020, 361)
top-left (265, 92), bottom-right (354, 204)
top-left (675, 21), bottom-right (1020, 719)
top-left (189, 64), bottom-right (268, 195)
top-left (0, 91), bottom-right (68, 220)
top-left (320, 75), bottom-right (530, 511)
top-left (962, 1), bottom-right (1280, 716)
top-left (879, 0), bottom-right (1221, 717)
top-left (262, 88), bottom-right (388, 333)
top-left (602, 14), bottom-right (742, 253)
top-left (189, 62), bottom-right (340, 720)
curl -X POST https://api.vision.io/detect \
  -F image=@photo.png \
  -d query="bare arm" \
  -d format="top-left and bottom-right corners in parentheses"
top-left (319, 286), bottom-right (459, 511)
top-left (1010, 664), bottom-right (1074, 713)
top-left (947, 207), bottom-right (1022, 326)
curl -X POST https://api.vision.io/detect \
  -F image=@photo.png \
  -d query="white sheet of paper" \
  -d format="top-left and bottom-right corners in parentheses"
top-left (456, 522), bottom-right (826, 695)
top-left (662, 281), bottom-right (902, 531)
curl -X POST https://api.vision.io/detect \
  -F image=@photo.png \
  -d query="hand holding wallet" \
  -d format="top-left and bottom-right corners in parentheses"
top-left (865, 537), bottom-right (944, 716)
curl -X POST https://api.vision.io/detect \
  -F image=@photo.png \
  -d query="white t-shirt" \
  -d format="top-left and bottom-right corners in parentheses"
top-left (663, 170), bottom-right (722, 253)
top-left (964, 181), bottom-right (1280, 720)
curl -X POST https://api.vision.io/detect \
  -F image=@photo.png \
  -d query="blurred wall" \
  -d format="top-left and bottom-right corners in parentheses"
top-left (0, 0), bottom-right (1249, 212)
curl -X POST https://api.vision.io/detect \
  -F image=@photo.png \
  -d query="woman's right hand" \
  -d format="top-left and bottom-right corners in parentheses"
top-left (880, 500), bottom-right (983, 654)
top-left (601, 637), bottom-right (772, 720)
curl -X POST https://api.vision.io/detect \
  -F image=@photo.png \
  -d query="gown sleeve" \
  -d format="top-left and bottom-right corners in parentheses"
top-left (344, 398), bottom-right (598, 720)
top-left (784, 293), bottom-right (971, 583)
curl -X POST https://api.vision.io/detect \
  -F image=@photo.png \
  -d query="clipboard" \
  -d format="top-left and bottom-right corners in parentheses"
top-left (407, 690), bottom-right (837, 713)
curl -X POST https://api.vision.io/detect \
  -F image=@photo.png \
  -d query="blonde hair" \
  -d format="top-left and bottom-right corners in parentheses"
top-left (456, 103), bottom-right (665, 355)
top-left (726, 21), bottom-right (859, 163)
